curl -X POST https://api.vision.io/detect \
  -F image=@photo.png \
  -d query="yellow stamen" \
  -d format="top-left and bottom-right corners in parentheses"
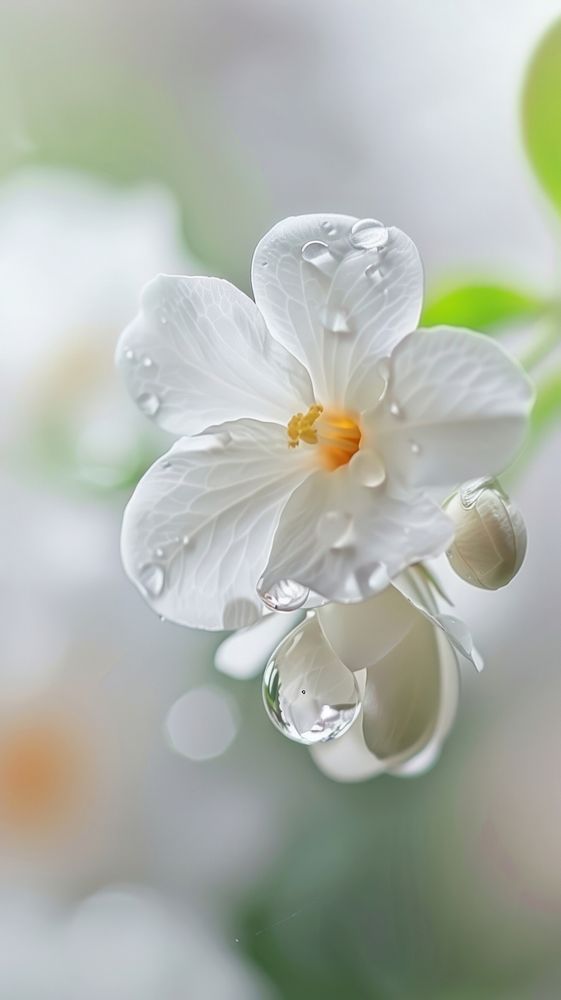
top-left (287, 404), bottom-right (361, 470)
top-left (287, 403), bottom-right (324, 448)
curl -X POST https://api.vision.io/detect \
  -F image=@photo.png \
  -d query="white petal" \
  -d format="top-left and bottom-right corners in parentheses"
top-left (259, 467), bottom-right (453, 606)
top-left (317, 583), bottom-right (417, 672)
top-left (116, 274), bottom-right (314, 435)
top-left (310, 672), bottom-right (388, 782)
top-left (389, 626), bottom-right (459, 777)
top-left (252, 215), bottom-right (423, 406)
top-left (361, 612), bottom-right (443, 760)
top-left (214, 610), bottom-right (305, 680)
top-left (392, 569), bottom-right (481, 672)
top-left (121, 420), bottom-right (311, 630)
top-left (374, 327), bottom-right (534, 489)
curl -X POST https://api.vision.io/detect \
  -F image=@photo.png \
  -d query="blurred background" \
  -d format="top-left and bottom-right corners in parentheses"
top-left (2, 1), bottom-right (561, 996)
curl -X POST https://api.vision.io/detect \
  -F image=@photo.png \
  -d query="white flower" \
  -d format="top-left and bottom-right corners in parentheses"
top-left (255, 569), bottom-right (469, 781)
top-left (118, 214), bottom-right (533, 630)
top-left (0, 887), bottom-right (270, 1000)
top-left (0, 167), bottom-right (191, 485)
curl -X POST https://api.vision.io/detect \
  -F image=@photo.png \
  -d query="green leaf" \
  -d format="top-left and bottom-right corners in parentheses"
top-left (422, 282), bottom-right (547, 332)
top-left (530, 370), bottom-right (561, 439)
top-left (522, 16), bottom-right (561, 215)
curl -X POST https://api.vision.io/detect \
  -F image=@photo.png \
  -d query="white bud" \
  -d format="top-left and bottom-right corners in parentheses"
top-left (445, 479), bottom-right (527, 590)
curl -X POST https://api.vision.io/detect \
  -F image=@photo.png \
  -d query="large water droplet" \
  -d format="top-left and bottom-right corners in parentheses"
top-left (350, 218), bottom-right (389, 251)
top-left (350, 449), bottom-right (386, 487)
top-left (139, 563), bottom-right (165, 598)
top-left (137, 392), bottom-right (160, 417)
top-left (258, 577), bottom-right (309, 612)
top-left (262, 617), bottom-right (361, 745)
top-left (319, 305), bottom-right (351, 335)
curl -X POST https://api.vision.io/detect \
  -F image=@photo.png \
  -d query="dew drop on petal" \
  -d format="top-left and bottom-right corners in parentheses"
top-left (124, 348), bottom-right (134, 361)
top-left (301, 240), bottom-right (338, 278)
top-left (142, 356), bottom-right (153, 368)
top-left (262, 617), bottom-right (361, 745)
top-left (350, 218), bottom-right (389, 251)
top-left (161, 460), bottom-right (172, 471)
top-left (350, 449), bottom-right (386, 487)
top-left (389, 401), bottom-right (401, 418)
top-left (319, 305), bottom-right (351, 335)
top-left (364, 262), bottom-right (383, 282)
top-left (155, 547), bottom-right (165, 558)
top-left (139, 563), bottom-right (165, 598)
top-left (317, 509), bottom-right (352, 546)
top-left (409, 440), bottom-right (421, 455)
top-left (160, 315), bottom-right (168, 326)
top-left (257, 577), bottom-right (309, 612)
top-left (137, 392), bottom-right (160, 417)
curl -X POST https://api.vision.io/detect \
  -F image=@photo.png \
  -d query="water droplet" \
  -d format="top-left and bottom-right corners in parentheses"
top-left (317, 510), bottom-right (352, 546)
top-left (160, 314), bottom-right (168, 325)
top-left (139, 563), bottom-right (165, 598)
top-left (350, 218), bottom-right (389, 251)
top-left (459, 477), bottom-right (492, 509)
top-left (350, 450), bottom-right (385, 487)
top-left (159, 615), bottom-right (166, 623)
top-left (319, 305), bottom-right (351, 335)
top-left (182, 534), bottom-right (190, 546)
top-left (262, 617), bottom-right (361, 745)
top-left (124, 348), bottom-right (134, 361)
top-left (389, 401), bottom-right (401, 418)
top-left (257, 577), bottom-right (309, 612)
top-left (301, 241), bottom-right (338, 278)
top-left (142, 356), bottom-right (153, 368)
top-left (364, 262), bottom-right (383, 281)
top-left (260, 259), bottom-right (268, 267)
top-left (161, 460), bottom-right (172, 471)
top-left (155, 547), bottom-right (164, 558)
top-left (137, 392), bottom-right (160, 417)
top-left (409, 440), bottom-right (421, 455)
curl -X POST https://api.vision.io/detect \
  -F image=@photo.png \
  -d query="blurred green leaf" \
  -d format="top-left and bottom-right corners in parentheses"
top-left (522, 17), bottom-right (561, 215)
top-left (530, 370), bottom-right (561, 439)
top-left (422, 283), bottom-right (547, 332)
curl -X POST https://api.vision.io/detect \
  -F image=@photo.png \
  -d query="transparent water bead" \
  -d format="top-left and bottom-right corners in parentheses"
top-left (258, 577), bottom-right (309, 612)
top-left (319, 304), bottom-right (351, 335)
top-left (300, 240), bottom-right (338, 278)
top-left (262, 617), bottom-right (361, 745)
top-left (350, 218), bottom-right (389, 251)
top-left (139, 562), bottom-right (165, 598)
top-left (136, 392), bottom-right (160, 417)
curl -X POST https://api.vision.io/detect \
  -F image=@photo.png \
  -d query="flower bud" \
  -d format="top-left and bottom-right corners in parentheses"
top-left (445, 479), bottom-right (526, 590)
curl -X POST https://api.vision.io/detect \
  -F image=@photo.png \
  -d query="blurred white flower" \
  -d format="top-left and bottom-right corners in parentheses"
top-left (0, 887), bottom-right (271, 1000)
top-left (117, 214), bottom-right (532, 630)
top-left (0, 167), bottom-right (192, 486)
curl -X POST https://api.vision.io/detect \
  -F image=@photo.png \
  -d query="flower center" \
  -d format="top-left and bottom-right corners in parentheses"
top-left (287, 404), bottom-right (361, 470)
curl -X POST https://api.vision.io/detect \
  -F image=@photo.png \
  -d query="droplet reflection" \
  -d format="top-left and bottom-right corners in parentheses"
top-left (262, 617), bottom-right (361, 745)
